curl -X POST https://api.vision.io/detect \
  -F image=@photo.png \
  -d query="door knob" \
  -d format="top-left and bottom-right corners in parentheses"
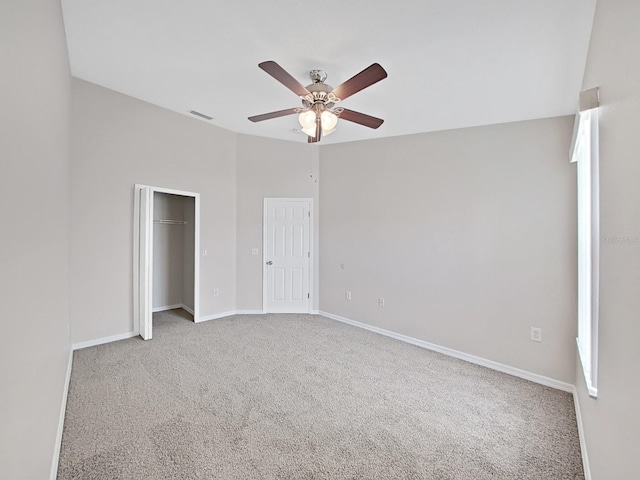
top-left (266, 261), bottom-right (273, 265)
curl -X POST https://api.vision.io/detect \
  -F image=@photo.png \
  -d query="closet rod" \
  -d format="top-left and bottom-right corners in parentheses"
top-left (153, 219), bottom-right (187, 225)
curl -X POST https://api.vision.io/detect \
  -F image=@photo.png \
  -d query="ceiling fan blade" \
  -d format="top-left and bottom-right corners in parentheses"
top-left (331, 63), bottom-right (387, 101)
top-left (338, 108), bottom-right (384, 129)
top-left (248, 108), bottom-right (299, 122)
top-left (307, 135), bottom-right (317, 144)
top-left (259, 61), bottom-right (310, 97)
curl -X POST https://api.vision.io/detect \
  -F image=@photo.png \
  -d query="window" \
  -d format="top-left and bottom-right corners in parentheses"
top-left (570, 88), bottom-right (599, 398)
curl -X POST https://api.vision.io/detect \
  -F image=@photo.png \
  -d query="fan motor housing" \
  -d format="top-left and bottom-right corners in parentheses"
top-left (303, 71), bottom-right (336, 109)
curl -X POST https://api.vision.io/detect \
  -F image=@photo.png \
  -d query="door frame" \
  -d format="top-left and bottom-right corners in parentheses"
top-left (262, 197), bottom-right (314, 313)
top-left (133, 184), bottom-right (201, 339)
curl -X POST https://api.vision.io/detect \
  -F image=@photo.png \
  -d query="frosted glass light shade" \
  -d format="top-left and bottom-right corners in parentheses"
top-left (301, 126), bottom-right (316, 136)
top-left (321, 111), bottom-right (338, 131)
top-left (298, 110), bottom-right (316, 129)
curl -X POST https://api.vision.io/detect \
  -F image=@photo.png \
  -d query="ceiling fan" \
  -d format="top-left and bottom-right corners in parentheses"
top-left (248, 61), bottom-right (388, 143)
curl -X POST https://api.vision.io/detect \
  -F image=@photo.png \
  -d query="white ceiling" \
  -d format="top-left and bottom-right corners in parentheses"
top-left (61, 0), bottom-right (596, 145)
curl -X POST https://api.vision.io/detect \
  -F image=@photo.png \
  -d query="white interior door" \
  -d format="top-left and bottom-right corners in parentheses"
top-left (263, 198), bottom-right (311, 313)
top-left (139, 186), bottom-right (153, 339)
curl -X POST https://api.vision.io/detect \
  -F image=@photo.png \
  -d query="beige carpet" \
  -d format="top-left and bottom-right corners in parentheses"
top-left (57, 310), bottom-right (584, 479)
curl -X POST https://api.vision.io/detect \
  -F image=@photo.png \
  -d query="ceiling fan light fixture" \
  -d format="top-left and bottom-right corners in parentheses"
top-left (301, 125), bottom-right (335, 138)
top-left (300, 111), bottom-right (338, 137)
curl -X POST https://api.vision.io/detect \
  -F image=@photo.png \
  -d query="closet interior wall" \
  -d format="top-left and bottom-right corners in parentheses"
top-left (153, 192), bottom-right (195, 315)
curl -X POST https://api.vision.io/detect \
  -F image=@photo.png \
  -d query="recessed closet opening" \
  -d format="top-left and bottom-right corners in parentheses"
top-left (134, 185), bottom-right (200, 340)
top-left (152, 192), bottom-right (195, 317)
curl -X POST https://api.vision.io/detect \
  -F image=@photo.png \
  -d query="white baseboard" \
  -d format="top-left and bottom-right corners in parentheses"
top-left (196, 310), bottom-right (238, 323)
top-left (573, 386), bottom-right (592, 479)
top-left (310, 309), bottom-right (320, 315)
top-left (152, 304), bottom-right (194, 316)
top-left (73, 310), bottom-right (265, 346)
top-left (152, 304), bottom-right (183, 313)
top-left (50, 349), bottom-right (73, 480)
top-left (196, 310), bottom-right (267, 322)
top-left (318, 311), bottom-right (574, 393)
top-left (72, 332), bottom-right (137, 351)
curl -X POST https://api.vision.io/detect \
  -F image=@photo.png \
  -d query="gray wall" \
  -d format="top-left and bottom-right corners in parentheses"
top-left (235, 134), bottom-right (320, 311)
top-left (0, 0), bottom-right (72, 478)
top-left (574, 0), bottom-right (640, 477)
top-left (319, 117), bottom-right (577, 383)
top-left (70, 79), bottom-right (237, 343)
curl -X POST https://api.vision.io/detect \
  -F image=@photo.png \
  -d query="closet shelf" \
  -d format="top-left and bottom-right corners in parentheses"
top-left (153, 219), bottom-right (187, 225)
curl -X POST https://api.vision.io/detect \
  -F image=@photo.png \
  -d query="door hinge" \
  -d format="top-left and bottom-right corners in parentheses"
top-left (308, 211), bottom-right (310, 217)
top-left (308, 251), bottom-right (310, 258)
top-left (308, 293), bottom-right (310, 299)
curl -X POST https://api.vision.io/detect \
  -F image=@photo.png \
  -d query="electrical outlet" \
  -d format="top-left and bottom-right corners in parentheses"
top-left (530, 327), bottom-right (542, 342)
top-left (202, 249), bottom-right (208, 257)
top-left (378, 298), bottom-right (385, 307)
top-left (213, 289), bottom-right (219, 297)
top-left (345, 291), bottom-right (352, 300)
top-left (251, 248), bottom-right (259, 255)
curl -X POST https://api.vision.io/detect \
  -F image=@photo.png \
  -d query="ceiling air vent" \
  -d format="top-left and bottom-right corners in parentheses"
top-left (189, 110), bottom-right (213, 120)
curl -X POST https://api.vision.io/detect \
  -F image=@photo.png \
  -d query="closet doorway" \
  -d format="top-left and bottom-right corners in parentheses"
top-left (133, 185), bottom-right (200, 340)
